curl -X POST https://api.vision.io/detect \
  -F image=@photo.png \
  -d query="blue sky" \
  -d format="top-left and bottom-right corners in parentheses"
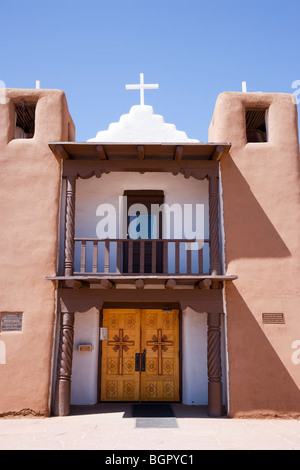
top-left (1, 0), bottom-right (299, 142)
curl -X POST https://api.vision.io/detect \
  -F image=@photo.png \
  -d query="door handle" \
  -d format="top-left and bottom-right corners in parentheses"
top-left (135, 353), bottom-right (140, 371)
top-left (135, 349), bottom-right (147, 371)
top-left (141, 348), bottom-right (146, 372)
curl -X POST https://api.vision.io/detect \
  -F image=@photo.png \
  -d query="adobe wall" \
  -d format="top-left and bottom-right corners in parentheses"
top-left (209, 92), bottom-right (300, 418)
top-left (0, 89), bottom-right (74, 416)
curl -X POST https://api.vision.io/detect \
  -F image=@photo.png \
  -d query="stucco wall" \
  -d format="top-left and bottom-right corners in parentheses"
top-left (209, 92), bottom-right (300, 418)
top-left (0, 89), bottom-right (74, 416)
top-left (71, 308), bottom-right (100, 405)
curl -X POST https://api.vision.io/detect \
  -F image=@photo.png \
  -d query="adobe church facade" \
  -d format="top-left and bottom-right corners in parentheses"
top-left (0, 80), bottom-right (299, 418)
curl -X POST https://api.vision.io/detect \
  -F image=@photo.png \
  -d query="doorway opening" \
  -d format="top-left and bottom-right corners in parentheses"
top-left (100, 308), bottom-right (180, 402)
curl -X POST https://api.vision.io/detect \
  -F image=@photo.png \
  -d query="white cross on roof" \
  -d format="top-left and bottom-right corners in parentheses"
top-left (125, 73), bottom-right (159, 106)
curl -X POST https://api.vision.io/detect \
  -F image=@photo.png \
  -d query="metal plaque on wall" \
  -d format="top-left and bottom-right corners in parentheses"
top-left (1, 313), bottom-right (23, 331)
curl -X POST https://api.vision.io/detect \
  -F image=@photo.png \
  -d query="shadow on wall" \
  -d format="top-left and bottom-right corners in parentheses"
top-left (226, 283), bottom-right (300, 418)
top-left (221, 155), bottom-right (291, 261)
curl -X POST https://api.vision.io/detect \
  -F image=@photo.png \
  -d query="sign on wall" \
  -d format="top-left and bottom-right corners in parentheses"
top-left (0, 313), bottom-right (23, 332)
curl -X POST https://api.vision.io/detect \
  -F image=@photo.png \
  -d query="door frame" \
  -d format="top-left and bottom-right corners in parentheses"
top-left (98, 303), bottom-right (182, 403)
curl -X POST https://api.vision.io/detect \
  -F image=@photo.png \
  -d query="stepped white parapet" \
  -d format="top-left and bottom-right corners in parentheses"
top-left (87, 105), bottom-right (199, 143)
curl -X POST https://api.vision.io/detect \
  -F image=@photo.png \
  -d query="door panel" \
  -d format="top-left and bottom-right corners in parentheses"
top-left (101, 309), bottom-right (140, 401)
top-left (141, 309), bottom-right (180, 402)
top-left (101, 308), bottom-right (179, 402)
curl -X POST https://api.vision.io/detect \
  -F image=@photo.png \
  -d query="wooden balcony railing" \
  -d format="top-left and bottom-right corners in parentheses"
top-left (73, 238), bottom-right (210, 276)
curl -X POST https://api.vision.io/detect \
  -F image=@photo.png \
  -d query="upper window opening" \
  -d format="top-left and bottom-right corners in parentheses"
top-left (14, 100), bottom-right (36, 139)
top-left (245, 107), bottom-right (268, 143)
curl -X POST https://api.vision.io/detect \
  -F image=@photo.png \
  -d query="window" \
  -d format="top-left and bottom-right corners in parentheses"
top-left (14, 100), bottom-right (36, 139)
top-left (245, 107), bottom-right (268, 142)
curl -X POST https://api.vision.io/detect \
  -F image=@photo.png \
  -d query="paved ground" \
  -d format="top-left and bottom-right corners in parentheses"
top-left (0, 404), bottom-right (300, 451)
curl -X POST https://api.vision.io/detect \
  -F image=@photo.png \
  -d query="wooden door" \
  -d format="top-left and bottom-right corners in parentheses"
top-left (100, 308), bottom-right (179, 402)
top-left (141, 309), bottom-right (180, 402)
top-left (101, 309), bottom-right (140, 401)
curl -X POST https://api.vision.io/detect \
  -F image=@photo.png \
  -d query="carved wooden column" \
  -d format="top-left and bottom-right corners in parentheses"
top-left (64, 175), bottom-right (76, 276)
top-left (208, 176), bottom-right (220, 276)
top-left (207, 312), bottom-right (223, 417)
top-left (54, 312), bottom-right (75, 416)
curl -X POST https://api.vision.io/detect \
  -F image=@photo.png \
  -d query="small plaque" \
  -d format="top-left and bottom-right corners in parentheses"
top-left (262, 313), bottom-right (285, 324)
top-left (100, 327), bottom-right (108, 340)
top-left (77, 344), bottom-right (92, 352)
top-left (1, 313), bottom-right (23, 331)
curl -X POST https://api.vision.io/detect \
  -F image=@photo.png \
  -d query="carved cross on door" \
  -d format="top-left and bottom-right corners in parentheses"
top-left (147, 329), bottom-right (173, 375)
top-left (108, 329), bottom-right (134, 375)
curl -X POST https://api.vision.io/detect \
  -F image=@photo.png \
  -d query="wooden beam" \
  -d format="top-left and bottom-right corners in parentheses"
top-left (174, 145), bottom-right (184, 161)
top-left (100, 279), bottom-right (114, 289)
top-left (63, 158), bottom-right (220, 179)
top-left (196, 279), bottom-right (212, 290)
top-left (165, 279), bottom-right (176, 289)
top-left (96, 145), bottom-right (107, 160)
top-left (212, 145), bottom-right (224, 161)
top-left (54, 144), bottom-right (69, 160)
top-left (135, 279), bottom-right (144, 290)
top-left (137, 145), bottom-right (144, 160)
top-left (63, 279), bottom-right (85, 289)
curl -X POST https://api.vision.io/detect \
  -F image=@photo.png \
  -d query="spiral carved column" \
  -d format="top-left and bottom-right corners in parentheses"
top-left (209, 176), bottom-right (220, 276)
top-left (54, 312), bottom-right (75, 416)
top-left (207, 312), bottom-right (223, 417)
top-left (64, 175), bottom-right (76, 277)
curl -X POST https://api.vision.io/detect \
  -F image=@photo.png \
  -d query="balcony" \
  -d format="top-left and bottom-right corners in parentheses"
top-left (45, 141), bottom-right (238, 288)
top-left (44, 237), bottom-right (237, 290)
top-left (74, 238), bottom-right (210, 276)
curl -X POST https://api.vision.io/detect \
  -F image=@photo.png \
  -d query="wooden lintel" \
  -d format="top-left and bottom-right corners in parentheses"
top-left (174, 146), bottom-right (184, 161)
top-left (54, 144), bottom-right (69, 160)
top-left (96, 145), bottom-right (107, 160)
top-left (63, 158), bottom-right (220, 179)
top-left (212, 146), bottom-right (224, 161)
top-left (137, 145), bottom-right (144, 160)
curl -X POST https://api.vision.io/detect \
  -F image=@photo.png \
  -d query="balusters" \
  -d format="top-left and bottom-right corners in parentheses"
top-left (151, 240), bottom-right (157, 273)
top-left (93, 241), bottom-right (98, 273)
top-left (186, 243), bottom-right (192, 274)
top-left (116, 240), bottom-right (122, 274)
top-left (175, 241), bottom-right (180, 274)
top-left (73, 238), bottom-right (208, 275)
top-left (139, 240), bottom-right (145, 274)
top-left (198, 245), bottom-right (204, 274)
top-left (163, 241), bottom-right (168, 274)
top-left (104, 240), bottom-right (109, 273)
top-left (128, 240), bottom-right (133, 274)
top-left (80, 241), bottom-right (86, 273)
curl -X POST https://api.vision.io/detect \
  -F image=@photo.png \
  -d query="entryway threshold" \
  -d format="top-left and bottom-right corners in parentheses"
top-left (69, 403), bottom-right (220, 419)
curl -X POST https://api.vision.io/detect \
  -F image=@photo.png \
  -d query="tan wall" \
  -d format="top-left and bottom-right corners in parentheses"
top-left (0, 89), bottom-right (74, 416)
top-left (209, 92), bottom-right (300, 417)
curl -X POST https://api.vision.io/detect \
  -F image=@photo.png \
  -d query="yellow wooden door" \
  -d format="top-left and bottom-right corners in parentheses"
top-left (101, 308), bottom-right (179, 402)
top-left (141, 309), bottom-right (180, 402)
top-left (101, 309), bottom-right (140, 401)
